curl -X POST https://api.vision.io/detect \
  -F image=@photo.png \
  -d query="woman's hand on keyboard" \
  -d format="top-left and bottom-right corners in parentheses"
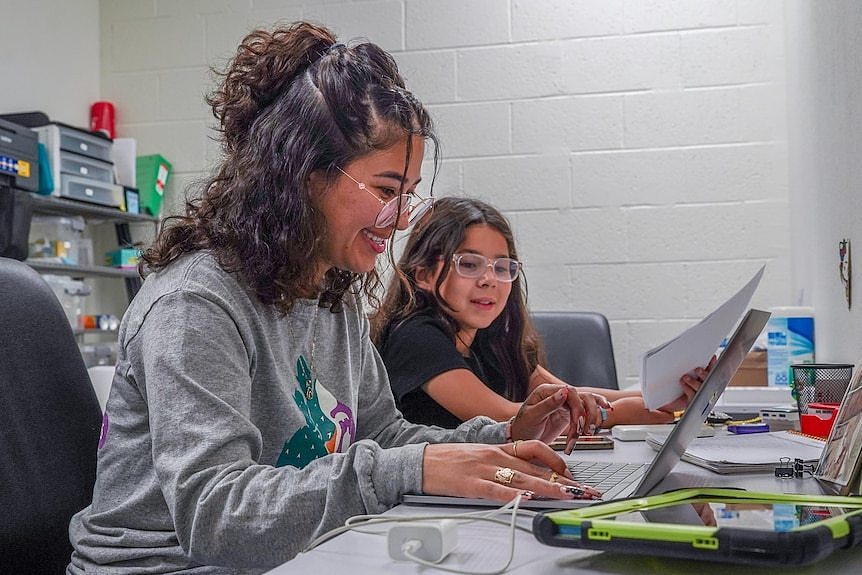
top-left (421, 441), bottom-right (602, 503)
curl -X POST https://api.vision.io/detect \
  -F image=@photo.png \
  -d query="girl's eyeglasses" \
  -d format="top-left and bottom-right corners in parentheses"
top-left (451, 253), bottom-right (522, 283)
top-left (335, 166), bottom-right (434, 229)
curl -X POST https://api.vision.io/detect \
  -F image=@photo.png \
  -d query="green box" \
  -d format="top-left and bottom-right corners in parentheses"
top-left (135, 154), bottom-right (172, 216)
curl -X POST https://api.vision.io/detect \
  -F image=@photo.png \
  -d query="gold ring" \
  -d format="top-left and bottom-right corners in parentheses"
top-left (549, 471), bottom-right (559, 484)
top-left (494, 467), bottom-right (515, 485)
top-left (512, 439), bottom-right (522, 458)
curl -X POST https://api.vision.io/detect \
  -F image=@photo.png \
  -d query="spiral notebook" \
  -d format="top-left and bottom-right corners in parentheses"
top-left (645, 430), bottom-right (825, 474)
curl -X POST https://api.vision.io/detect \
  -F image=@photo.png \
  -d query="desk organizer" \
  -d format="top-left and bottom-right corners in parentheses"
top-left (34, 123), bottom-right (123, 208)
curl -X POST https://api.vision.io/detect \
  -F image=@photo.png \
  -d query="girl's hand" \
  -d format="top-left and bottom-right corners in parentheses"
top-left (509, 384), bottom-right (611, 453)
top-left (422, 440), bottom-right (601, 502)
top-left (603, 396), bottom-right (674, 426)
top-left (659, 355), bottom-right (717, 413)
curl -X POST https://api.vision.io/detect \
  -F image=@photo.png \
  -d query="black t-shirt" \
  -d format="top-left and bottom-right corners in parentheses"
top-left (379, 312), bottom-right (507, 428)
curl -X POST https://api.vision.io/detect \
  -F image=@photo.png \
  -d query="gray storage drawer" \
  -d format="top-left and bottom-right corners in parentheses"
top-left (60, 152), bottom-right (113, 183)
top-left (35, 123), bottom-right (113, 164)
top-left (58, 127), bottom-right (112, 162)
top-left (59, 174), bottom-right (123, 208)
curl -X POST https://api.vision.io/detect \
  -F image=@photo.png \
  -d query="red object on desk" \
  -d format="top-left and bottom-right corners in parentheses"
top-left (800, 402), bottom-right (840, 438)
top-left (90, 101), bottom-right (115, 139)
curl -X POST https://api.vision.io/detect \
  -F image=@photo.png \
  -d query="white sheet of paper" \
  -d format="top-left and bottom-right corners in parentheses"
top-left (111, 137), bottom-right (137, 188)
top-left (641, 265), bottom-right (765, 410)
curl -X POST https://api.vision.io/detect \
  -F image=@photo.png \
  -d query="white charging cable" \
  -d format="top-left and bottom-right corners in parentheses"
top-left (303, 495), bottom-right (535, 552)
top-left (399, 493), bottom-right (524, 575)
top-left (302, 493), bottom-right (531, 575)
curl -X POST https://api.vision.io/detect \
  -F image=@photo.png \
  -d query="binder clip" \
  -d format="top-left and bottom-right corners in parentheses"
top-left (775, 457), bottom-right (794, 478)
top-left (793, 458), bottom-right (815, 478)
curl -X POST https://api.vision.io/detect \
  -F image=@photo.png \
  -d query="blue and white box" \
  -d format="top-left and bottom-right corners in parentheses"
top-left (766, 306), bottom-right (814, 387)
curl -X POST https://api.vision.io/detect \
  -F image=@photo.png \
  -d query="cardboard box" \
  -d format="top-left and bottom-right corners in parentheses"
top-left (728, 350), bottom-right (767, 386)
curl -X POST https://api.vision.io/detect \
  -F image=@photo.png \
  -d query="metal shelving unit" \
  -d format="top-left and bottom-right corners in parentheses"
top-left (28, 194), bottom-right (157, 224)
top-left (73, 328), bottom-right (119, 336)
top-left (25, 194), bottom-right (159, 300)
top-left (26, 259), bottom-right (141, 278)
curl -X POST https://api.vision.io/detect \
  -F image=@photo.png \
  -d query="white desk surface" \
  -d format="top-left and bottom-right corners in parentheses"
top-left (266, 438), bottom-right (862, 574)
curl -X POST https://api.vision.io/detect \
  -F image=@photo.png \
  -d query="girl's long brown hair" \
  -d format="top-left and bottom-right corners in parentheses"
top-left (370, 197), bottom-right (544, 401)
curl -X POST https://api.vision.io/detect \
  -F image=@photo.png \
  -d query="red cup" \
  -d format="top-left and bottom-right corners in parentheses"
top-left (90, 101), bottom-right (115, 139)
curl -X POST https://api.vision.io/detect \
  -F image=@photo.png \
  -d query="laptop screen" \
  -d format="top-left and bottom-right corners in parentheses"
top-left (634, 308), bottom-right (771, 497)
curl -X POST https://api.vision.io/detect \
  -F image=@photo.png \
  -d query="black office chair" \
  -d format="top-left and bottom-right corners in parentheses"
top-left (0, 257), bottom-right (102, 573)
top-left (531, 311), bottom-right (619, 390)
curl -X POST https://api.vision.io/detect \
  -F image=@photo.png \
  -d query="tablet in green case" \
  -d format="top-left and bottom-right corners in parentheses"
top-left (533, 488), bottom-right (862, 566)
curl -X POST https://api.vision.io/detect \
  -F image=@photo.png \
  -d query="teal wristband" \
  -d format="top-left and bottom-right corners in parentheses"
top-left (598, 407), bottom-right (608, 423)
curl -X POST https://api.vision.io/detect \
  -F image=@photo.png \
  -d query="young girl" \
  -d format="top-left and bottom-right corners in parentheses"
top-left (372, 197), bottom-right (706, 430)
top-left (67, 24), bottom-right (598, 574)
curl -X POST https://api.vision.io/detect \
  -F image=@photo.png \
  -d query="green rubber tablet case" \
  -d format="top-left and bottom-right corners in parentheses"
top-left (533, 488), bottom-right (862, 566)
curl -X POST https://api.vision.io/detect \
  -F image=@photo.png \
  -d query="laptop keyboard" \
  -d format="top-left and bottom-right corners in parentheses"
top-left (567, 460), bottom-right (647, 499)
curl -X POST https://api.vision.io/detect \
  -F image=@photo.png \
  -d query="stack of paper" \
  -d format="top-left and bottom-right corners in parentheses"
top-left (641, 265), bottom-right (765, 410)
top-left (645, 430), bottom-right (824, 474)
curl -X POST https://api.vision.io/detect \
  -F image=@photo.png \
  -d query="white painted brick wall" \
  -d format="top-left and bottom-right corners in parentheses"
top-left (305, 1), bottom-right (404, 51)
top-left (624, 85), bottom-right (783, 148)
top-left (511, 0), bottom-right (623, 40)
top-left (157, 68), bottom-right (213, 121)
top-left (107, 16), bottom-right (207, 72)
top-left (423, 159), bottom-right (461, 198)
top-left (572, 143), bottom-right (787, 207)
top-left (428, 102), bottom-right (510, 157)
top-left (462, 154), bottom-right (571, 211)
top-left (681, 27), bottom-right (780, 87)
top-left (623, 0), bottom-right (737, 33)
top-left (516, 208), bottom-right (628, 266)
top-left (203, 7), bottom-right (304, 65)
top-left (785, 0), bottom-right (862, 363)
top-left (458, 44), bottom-right (564, 101)
top-left (393, 51), bottom-right (457, 104)
top-left (562, 34), bottom-right (682, 94)
top-left (512, 96), bottom-right (624, 153)
top-left (405, 0), bottom-right (509, 49)
top-left (99, 0), bottom-right (792, 387)
top-left (155, 0), bottom-right (253, 17)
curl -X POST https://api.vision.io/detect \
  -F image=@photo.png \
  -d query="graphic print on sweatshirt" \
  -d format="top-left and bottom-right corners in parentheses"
top-left (276, 355), bottom-right (355, 468)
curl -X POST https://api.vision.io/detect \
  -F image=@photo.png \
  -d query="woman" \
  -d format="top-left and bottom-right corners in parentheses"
top-left (67, 23), bottom-right (597, 574)
top-left (372, 197), bottom-right (707, 430)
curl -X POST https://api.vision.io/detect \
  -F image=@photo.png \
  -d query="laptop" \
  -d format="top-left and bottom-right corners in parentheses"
top-left (403, 308), bottom-right (771, 510)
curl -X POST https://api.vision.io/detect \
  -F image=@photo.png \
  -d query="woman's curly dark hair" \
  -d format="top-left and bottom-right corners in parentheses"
top-left (370, 197), bottom-right (544, 402)
top-left (140, 22), bottom-right (438, 313)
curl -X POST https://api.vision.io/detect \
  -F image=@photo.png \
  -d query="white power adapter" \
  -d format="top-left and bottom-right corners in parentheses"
top-left (387, 520), bottom-right (458, 563)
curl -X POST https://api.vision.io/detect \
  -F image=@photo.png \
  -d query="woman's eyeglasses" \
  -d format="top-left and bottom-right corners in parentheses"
top-left (451, 253), bottom-right (522, 283)
top-left (335, 166), bottom-right (434, 229)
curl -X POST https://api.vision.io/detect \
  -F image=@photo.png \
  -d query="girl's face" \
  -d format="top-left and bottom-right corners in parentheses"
top-left (313, 136), bottom-right (424, 280)
top-left (416, 224), bottom-right (513, 338)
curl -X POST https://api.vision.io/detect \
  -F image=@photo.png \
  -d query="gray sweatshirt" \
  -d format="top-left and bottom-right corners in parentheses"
top-left (68, 252), bottom-right (505, 574)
